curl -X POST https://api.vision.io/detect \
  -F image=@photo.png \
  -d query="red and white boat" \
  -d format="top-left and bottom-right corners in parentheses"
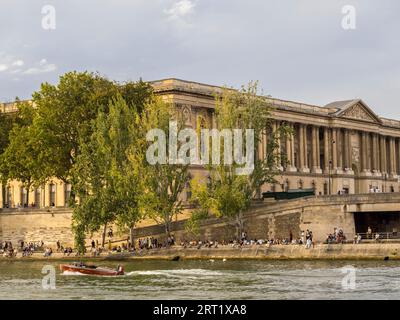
top-left (60, 263), bottom-right (124, 276)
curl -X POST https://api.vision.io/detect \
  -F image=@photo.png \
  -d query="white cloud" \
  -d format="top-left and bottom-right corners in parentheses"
top-left (164, 0), bottom-right (195, 20)
top-left (23, 60), bottom-right (57, 75)
top-left (12, 60), bottom-right (24, 67)
top-left (0, 54), bottom-right (56, 75)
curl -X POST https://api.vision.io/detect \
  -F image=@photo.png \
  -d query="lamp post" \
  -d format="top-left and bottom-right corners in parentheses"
top-left (328, 137), bottom-right (336, 195)
top-left (383, 173), bottom-right (387, 193)
top-left (328, 160), bottom-right (332, 195)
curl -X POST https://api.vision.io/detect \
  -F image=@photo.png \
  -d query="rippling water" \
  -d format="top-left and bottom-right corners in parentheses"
top-left (0, 259), bottom-right (399, 299)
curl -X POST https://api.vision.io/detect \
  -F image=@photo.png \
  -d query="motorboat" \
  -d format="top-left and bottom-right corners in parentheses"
top-left (60, 262), bottom-right (124, 276)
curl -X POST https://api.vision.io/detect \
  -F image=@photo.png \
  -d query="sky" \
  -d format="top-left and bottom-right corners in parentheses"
top-left (0, 0), bottom-right (399, 119)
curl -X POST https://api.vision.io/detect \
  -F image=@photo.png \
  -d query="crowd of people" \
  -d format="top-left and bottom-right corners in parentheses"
top-left (325, 227), bottom-right (347, 244)
top-left (0, 225), bottom-right (392, 258)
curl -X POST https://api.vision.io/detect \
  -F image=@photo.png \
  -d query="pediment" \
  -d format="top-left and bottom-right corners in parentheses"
top-left (336, 100), bottom-right (381, 123)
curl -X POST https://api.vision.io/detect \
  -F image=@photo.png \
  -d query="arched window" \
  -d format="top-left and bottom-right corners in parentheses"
top-left (49, 183), bottom-right (56, 207)
top-left (20, 187), bottom-right (28, 208)
top-left (65, 183), bottom-right (72, 207)
top-left (34, 188), bottom-right (41, 208)
top-left (6, 186), bottom-right (11, 208)
top-left (1, 186), bottom-right (6, 208)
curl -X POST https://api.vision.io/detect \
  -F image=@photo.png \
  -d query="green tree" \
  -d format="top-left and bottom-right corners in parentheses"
top-left (31, 71), bottom-right (153, 184)
top-left (0, 101), bottom-right (39, 204)
top-left (0, 111), bottom-right (16, 157)
top-left (72, 95), bottom-right (142, 253)
top-left (189, 82), bottom-right (290, 239)
top-left (132, 97), bottom-right (189, 241)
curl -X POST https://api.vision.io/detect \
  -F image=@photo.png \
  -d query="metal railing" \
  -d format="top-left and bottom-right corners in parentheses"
top-left (355, 232), bottom-right (400, 240)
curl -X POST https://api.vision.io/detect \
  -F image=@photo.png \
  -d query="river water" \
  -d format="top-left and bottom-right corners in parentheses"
top-left (0, 259), bottom-right (399, 299)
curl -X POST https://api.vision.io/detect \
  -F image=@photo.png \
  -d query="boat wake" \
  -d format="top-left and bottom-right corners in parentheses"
top-left (126, 269), bottom-right (223, 277)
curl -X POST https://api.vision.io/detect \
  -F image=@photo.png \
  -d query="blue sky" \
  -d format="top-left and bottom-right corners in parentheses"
top-left (1, 0), bottom-right (399, 119)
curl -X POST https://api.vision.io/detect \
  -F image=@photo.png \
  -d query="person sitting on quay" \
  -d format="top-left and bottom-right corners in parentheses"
top-left (43, 247), bottom-right (52, 257)
top-left (367, 226), bottom-right (373, 239)
top-left (305, 229), bottom-right (313, 249)
top-left (353, 234), bottom-right (362, 244)
top-left (63, 247), bottom-right (73, 256)
top-left (56, 240), bottom-right (62, 252)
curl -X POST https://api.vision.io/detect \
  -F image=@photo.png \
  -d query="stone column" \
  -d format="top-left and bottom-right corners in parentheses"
top-left (397, 138), bottom-right (400, 175)
top-left (311, 126), bottom-right (321, 173)
top-left (299, 124), bottom-right (309, 173)
top-left (273, 121), bottom-right (282, 170)
top-left (59, 182), bottom-right (66, 207)
top-left (332, 128), bottom-right (338, 171)
top-left (41, 185), bottom-right (45, 208)
top-left (316, 127), bottom-right (321, 169)
top-left (380, 136), bottom-right (387, 173)
top-left (286, 123), bottom-right (296, 172)
top-left (299, 124), bottom-right (304, 169)
top-left (337, 129), bottom-right (343, 171)
top-left (324, 127), bottom-right (330, 172)
top-left (291, 124), bottom-right (296, 171)
top-left (262, 126), bottom-right (268, 161)
top-left (366, 133), bottom-right (371, 170)
top-left (258, 131), bottom-right (264, 161)
top-left (372, 134), bottom-right (380, 175)
top-left (361, 132), bottom-right (367, 174)
top-left (0, 183), bottom-right (3, 209)
top-left (343, 130), bottom-right (348, 170)
top-left (285, 126), bottom-right (291, 165)
top-left (390, 137), bottom-right (397, 177)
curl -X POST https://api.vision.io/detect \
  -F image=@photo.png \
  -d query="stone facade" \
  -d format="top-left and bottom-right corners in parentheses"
top-left (2, 78), bottom-right (400, 208)
top-left (1, 78), bottom-right (400, 245)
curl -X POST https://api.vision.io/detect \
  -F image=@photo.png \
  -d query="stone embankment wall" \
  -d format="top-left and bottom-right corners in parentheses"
top-left (0, 208), bottom-right (74, 245)
top-left (132, 198), bottom-right (354, 243)
top-left (1, 194), bottom-right (399, 246)
top-left (124, 243), bottom-right (400, 260)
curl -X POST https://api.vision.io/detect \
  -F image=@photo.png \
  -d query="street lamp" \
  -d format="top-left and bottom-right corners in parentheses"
top-left (328, 160), bottom-right (332, 195)
top-left (328, 138), bottom-right (336, 195)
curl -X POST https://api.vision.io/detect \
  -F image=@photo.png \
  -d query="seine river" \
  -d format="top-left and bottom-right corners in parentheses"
top-left (0, 259), bottom-right (399, 299)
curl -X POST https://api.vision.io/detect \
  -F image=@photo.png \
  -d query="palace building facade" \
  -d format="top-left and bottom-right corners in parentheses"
top-left (1, 78), bottom-right (400, 209)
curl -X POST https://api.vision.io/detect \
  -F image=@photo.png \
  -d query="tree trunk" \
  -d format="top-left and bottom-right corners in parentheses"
top-left (26, 181), bottom-right (31, 207)
top-left (236, 211), bottom-right (244, 241)
top-left (101, 223), bottom-right (107, 248)
top-left (129, 224), bottom-right (135, 249)
top-left (165, 221), bottom-right (171, 246)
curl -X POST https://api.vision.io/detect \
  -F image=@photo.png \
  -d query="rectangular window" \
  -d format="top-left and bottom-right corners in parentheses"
top-left (65, 184), bottom-right (72, 207)
top-left (21, 187), bottom-right (28, 208)
top-left (49, 184), bottom-right (56, 207)
top-left (34, 188), bottom-right (41, 208)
